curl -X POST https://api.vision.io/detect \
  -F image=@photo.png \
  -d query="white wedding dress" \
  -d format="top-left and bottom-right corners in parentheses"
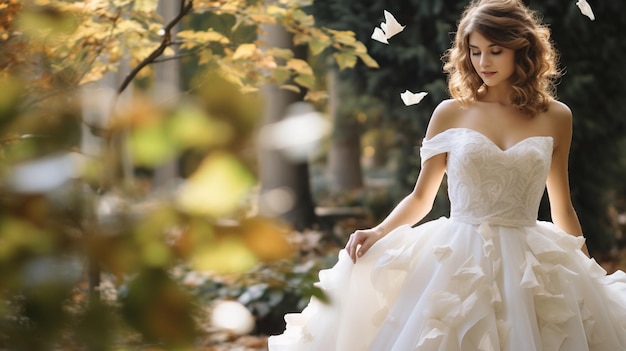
top-left (268, 128), bottom-right (626, 351)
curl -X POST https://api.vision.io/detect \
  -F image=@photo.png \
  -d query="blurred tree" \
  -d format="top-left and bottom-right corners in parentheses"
top-left (537, 0), bottom-right (626, 254)
top-left (311, 0), bottom-right (463, 218)
top-left (0, 0), bottom-right (377, 349)
top-left (256, 0), bottom-right (317, 230)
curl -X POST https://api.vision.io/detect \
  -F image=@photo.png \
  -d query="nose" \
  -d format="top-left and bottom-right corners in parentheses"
top-left (480, 54), bottom-right (491, 67)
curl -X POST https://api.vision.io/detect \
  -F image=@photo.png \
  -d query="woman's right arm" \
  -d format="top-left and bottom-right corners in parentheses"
top-left (345, 100), bottom-right (458, 263)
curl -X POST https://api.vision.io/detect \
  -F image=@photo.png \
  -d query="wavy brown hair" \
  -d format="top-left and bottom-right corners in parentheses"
top-left (442, 0), bottom-right (561, 116)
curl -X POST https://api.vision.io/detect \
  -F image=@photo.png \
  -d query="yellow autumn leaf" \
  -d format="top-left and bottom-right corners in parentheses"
top-left (352, 41), bottom-right (368, 54)
top-left (198, 50), bottom-right (214, 65)
top-left (232, 43), bottom-right (257, 60)
top-left (190, 237), bottom-right (257, 274)
top-left (258, 55), bottom-right (277, 69)
top-left (176, 152), bottom-right (255, 217)
top-left (286, 58), bottom-right (313, 75)
top-left (79, 64), bottom-right (108, 85)
top-left (248, 13), bottom-right (276, 24)
top-left (216, 2), bottom-right (239, 12)
top-left (133, 0), bottom-right (158, 12)
top-left (304, 90), bottom-right (329, 103)
top-left (112, 0), bottom-right (133, 7)
top-left (358, 52), bottom-right (379, 69)
top-left (292, 9), bottom-right (314, 26)
top-left (242, 217), bottom-right (294, 261)
top-left (266, 5), bottom-right (286, 16)
top-left (280, 84), bottom-right (301, 93)
top-left (114, 19), bottom-right (145, 34)
top-left (293, 32), bottom-right (311, 46)
top-left (177, 30), bottom-right (230, 44)
top-left (266, 47), bottom-right (294, 60)
top-left (329, 29), bottom-right (357, 46)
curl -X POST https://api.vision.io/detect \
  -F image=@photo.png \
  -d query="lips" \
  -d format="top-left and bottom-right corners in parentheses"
top-left (482, 71), bottom-right (496, 77)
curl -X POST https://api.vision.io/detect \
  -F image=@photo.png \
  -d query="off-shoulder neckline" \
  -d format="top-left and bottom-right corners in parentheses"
top-left (424, 127), bottom-right (553, 152)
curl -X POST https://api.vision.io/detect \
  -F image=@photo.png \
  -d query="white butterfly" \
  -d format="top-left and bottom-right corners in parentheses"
top-left (400, 90), bottom-right (428, 106)
top-left (371, 10), bottom-right (406, 44)
top-left (576, 0), bottom-right (595, 21)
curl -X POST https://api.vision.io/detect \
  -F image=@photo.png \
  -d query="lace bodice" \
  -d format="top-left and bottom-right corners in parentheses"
top-left (421, 128), bottom-right (553, 226)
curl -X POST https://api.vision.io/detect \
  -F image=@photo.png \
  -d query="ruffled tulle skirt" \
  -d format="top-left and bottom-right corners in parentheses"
top-left (268, 217), bottom-right (626, 351)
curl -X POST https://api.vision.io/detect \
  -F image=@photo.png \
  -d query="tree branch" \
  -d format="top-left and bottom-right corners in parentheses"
top-left (116, 0), bottom-right (193, 95)
top-left (152, 44), bottom-right (209, 63)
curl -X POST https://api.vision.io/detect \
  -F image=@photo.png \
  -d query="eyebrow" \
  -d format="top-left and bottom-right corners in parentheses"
top-left (468, 43), bottom-right (499, 49)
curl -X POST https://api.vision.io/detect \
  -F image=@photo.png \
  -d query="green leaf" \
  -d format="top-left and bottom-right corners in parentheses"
top-left (130, 124), bottom-right (177, 166)
top-left (294, 73), bottom-right (315, 89)
top-left (176, 152), bottom-right (255, 217)
top-left (309, 37), bottom-right (330, 56)
top-left (272, 67), bottom-right (291, 84)
top-left (333, 52), bottom-right (357, 70)
top-left (168, 105), bottom-right (233, 149)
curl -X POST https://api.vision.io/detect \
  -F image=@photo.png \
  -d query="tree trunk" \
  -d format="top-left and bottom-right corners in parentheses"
top-left (257, 8), bottom-right (317, 230)
top-left (151, 0), bottom-right (181, 191)
top-left (327, 135), bottom-right (363, 192)
top-left (327, 66), bottom-right (363, 193)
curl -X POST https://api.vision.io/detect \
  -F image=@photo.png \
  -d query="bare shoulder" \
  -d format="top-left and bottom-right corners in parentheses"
top-left (545, 100), bottom-right (572, 123)
top-left (543, 100), bottom-right (573, 147)
top-left (425, 99), bottom-right (464, 139)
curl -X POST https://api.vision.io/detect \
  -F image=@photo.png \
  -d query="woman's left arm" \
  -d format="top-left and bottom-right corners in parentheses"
top-left (545, 102), bottom-right (589, 257)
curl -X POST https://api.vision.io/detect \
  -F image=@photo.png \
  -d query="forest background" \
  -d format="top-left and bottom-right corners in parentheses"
top-left (1, 0), bottom-right (624, 350)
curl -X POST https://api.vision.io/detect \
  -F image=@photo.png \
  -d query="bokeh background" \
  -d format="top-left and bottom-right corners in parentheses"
top-left (1, 0), bottom-right (624, 350)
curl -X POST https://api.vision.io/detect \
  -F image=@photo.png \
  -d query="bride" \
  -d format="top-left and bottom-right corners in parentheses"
top-left (268, 0), bottom-right (626, 350)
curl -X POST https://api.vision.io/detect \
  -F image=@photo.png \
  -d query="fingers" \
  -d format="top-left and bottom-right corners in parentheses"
top-left (345, 230), bottom-right (369, 263)
top-left (345, 233), bottom-right (356, 263)
top-left (358, 239), bottom-right (374, 258)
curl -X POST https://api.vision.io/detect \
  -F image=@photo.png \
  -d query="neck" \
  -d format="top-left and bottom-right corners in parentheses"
top-left (479, 84), bottom-right (514, 106)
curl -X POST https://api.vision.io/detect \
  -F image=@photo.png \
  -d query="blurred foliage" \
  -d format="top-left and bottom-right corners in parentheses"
top-left (539, 0), bottom-right (626, 254)
top-left (312, 0), bottom-right (626, 255)
top-left (177, 229), bottom-right (339, 336)
top-left (0, 0), bottom-right (377, 101)
top-left (0, 0), bottom-right (376, 349)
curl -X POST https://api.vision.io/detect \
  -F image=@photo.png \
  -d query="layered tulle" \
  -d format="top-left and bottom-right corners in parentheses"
top-left (269, 129), bottom-right (626, 350)
top-left (268, 218), bottom-right (626, 351)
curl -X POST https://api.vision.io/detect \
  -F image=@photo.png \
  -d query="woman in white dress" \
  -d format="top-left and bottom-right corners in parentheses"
top-left (268, 0), bottom-right (626, 350)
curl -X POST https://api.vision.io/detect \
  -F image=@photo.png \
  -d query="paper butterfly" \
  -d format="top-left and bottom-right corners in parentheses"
top-left (576, 0), bottom-right (595, 21)
top-left (400, 90), bottom-right (428, 106)
top-left (371, 10), bottom-right (405, 44)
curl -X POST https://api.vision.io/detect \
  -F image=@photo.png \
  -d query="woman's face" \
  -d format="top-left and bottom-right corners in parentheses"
top-left (468, 31), bottom-right (516, 88)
